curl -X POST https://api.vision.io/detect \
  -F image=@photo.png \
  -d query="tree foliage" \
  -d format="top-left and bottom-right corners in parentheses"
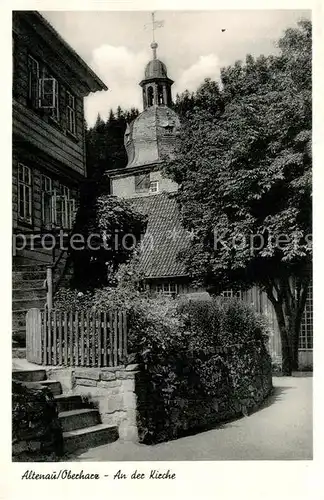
top-left (69, 107), bottom-right (142, 288)
top-left (86, 107), bottom-right (139, 181)
top-left (165, 19), bottom-right (312, 374)
top-left (71, 194), bottom-right (147, 289)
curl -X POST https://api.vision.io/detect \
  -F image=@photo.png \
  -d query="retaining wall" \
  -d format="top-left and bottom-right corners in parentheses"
top-left (47, 364), bottom-right (139, 442)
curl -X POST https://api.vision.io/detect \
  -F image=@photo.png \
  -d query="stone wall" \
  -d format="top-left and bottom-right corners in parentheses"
top-left (71, 364), bottom-right (139, 442)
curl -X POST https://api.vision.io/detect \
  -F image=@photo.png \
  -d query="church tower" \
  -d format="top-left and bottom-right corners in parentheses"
top-left (106, 14), bottom-right (193, 296)
top-left (108, 26), bottom-right (181, 199)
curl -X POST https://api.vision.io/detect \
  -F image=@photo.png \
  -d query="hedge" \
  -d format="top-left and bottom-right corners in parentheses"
top-left (55, 286), bottom-right (273, 444)
top-left (135, 298), bottom-right (273, 444)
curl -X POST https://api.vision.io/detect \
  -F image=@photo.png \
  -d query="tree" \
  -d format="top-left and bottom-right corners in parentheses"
top-left (165, 19), bottom-right (312, 375)
top-left (85, 106), bottom-right (140, 179)
top-left (71, 194), bottom-right (147, 289)
top-left (71, 106), bottom-right (142, 288)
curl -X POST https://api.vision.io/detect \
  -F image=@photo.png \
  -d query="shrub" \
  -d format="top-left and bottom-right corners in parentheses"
top-left (135, 297), bottom-right (272, 444)
top-left (54, 281), bottom-right (272, 444)
top-left (12, 381), bottom-right (63, 461)
top-left (71, 195), bottom-right (147, 288)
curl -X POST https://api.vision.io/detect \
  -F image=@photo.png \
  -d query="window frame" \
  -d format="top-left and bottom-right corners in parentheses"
top-left (41, 174), bottom-right (53, 227)
top-left (299, 284), bottom-right (313, 350)
top-left (156, 282), bottom-right (178, 297)
top-left (51, 184), bottom-right (76, 230)
top-left (17, 163), bottom-right (32, 223)
top-left (38, 66), bottom-right (60, 122)
top-left (135, 173), bottom-right (150, 193)
top-left (220, 289), bottom-right (243, 299)
top-left (149, 180), bottom-right (159, 193)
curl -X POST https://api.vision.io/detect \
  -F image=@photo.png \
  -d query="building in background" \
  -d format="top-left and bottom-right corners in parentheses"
top-left (108, 40), bottom-right (313, 370)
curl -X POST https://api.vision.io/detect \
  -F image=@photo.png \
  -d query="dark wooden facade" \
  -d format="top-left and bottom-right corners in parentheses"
top-left (12, 11), bottom-right (107, 239)
top-left (12, 12), bottom-right (107, 347)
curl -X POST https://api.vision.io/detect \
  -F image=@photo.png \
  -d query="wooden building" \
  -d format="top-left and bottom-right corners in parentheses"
top-left (12, 11), bottom-right (107, 346)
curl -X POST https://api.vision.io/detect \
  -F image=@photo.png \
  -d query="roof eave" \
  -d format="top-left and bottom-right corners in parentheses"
top-left (33, 11), bottom-right (108, 92)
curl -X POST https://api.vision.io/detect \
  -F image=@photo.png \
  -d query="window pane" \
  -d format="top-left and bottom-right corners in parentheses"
top-left (25, 187), bottom-right (31, 218)
top-left (18, 165), bottom-right (23, 181)
top-left (19, 184), bottom-right (24, 217)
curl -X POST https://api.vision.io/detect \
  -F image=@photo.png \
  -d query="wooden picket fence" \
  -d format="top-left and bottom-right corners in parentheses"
top-left (26, 307), bottom-right (128, 367)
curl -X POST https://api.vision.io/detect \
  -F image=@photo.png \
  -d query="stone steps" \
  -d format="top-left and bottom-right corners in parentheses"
top-left (12, 369), bottom-right (46, 382)
top-left (63, 423), bottom-right (118, 454)
top-left (38, 380), bottom-right (63, 396)
top-left (12, 369), bottom-right (119, 456)
top-left (59, 408), bottom-right (101, 432)
top-left (54, 394), bottom-right (84, 413)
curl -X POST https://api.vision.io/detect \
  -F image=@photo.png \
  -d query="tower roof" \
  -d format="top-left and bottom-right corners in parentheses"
top-left (124, 105), bottom-right (181, 168)
top-left (141, 41), bottom-right (171, 83)
top-left (145, 58), bottom-right (168, 79)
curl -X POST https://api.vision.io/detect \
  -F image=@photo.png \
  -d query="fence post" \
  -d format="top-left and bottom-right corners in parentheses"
top-left (26, 308), bottom-right (42, 364)
top-left (46, 265), bottom-right (53, 311)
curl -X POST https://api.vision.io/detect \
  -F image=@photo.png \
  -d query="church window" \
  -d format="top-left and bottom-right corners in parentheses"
top-left (135, 173), bottom-right (150, 192)
top-left (157, 85), bottom-right (164, 105)
top-left (147, 86), bottom-right (154, 106)
top-left (149, 180), bottom-right (159, 193)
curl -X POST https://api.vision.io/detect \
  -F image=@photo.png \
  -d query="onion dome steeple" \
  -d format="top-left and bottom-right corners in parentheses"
top-left (123, 15), bottom-right (180, 169)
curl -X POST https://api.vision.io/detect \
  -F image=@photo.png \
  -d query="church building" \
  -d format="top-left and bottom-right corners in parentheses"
top-left (107, 39), bottom-right (313, 370)
top-left (108, 41), bottom-right (199, 298)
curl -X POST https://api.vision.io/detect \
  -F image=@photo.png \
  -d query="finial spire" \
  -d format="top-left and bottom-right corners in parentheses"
top-left (144, 11), bottom-right (164, 59)
top-left (151, 41), bottom-right (158, 60)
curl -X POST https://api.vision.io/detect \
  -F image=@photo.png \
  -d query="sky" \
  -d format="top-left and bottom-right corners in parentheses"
top-left (41, 10), bottom-right (311, 127)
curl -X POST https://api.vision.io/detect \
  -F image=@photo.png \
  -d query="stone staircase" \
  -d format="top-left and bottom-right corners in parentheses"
top-left (12, 264), bottom-right (48, 348)
top-left (12, 368), bottom-right (119, 454)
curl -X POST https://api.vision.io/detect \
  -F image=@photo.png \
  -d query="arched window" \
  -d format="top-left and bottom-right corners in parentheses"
top-left (147, 86), bottom-right (154, 107)
top-left (142, 88), bottom-right (147, 108)
top-left (157, 85), bottom-right (164, 105)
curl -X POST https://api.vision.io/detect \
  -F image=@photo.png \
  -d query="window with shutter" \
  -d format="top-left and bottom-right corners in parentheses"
top-left (38, 65), bottom-right (60, 122)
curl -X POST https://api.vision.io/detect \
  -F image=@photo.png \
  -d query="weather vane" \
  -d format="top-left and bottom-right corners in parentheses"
top-left (144, 12), bottom-right (164, 44)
